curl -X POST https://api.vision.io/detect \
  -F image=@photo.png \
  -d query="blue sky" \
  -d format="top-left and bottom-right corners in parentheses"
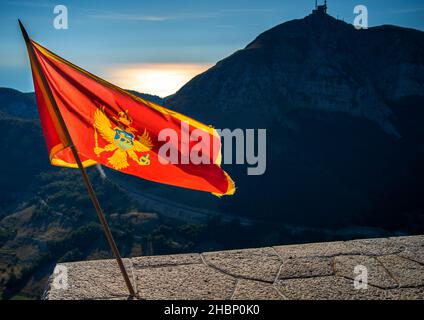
top-left (1, 0), bottom-right (424, 95)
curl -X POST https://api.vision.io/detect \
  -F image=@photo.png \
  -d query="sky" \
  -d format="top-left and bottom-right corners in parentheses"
top-left (1, 0), bottom-right (424, 97)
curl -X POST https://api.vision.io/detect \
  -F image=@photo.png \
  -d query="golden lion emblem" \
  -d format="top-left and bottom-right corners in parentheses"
top-left (93, 107), bottom-right (153, 170)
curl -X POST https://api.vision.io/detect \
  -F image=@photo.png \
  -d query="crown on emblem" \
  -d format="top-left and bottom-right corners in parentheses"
top-left (113, 109), bottom-right (133, 127)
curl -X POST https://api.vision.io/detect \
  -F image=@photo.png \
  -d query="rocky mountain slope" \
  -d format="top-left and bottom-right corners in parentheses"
top-left (163, 12), bottom-right (424, 231)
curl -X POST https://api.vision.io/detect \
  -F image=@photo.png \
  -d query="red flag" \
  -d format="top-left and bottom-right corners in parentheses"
top-left (27, 40), bottom-right (235, 196)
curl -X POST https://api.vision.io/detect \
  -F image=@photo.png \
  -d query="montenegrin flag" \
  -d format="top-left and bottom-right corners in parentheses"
top-left (26, 40), bottom-right (235, 196)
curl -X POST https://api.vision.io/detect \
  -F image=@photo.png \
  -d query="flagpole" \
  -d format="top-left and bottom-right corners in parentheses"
top-left (18, 20), bottom-right (136, 298)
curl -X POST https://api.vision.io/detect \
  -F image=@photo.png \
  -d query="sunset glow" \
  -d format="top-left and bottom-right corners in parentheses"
top-left (105, 63), bottom-right (212, 97)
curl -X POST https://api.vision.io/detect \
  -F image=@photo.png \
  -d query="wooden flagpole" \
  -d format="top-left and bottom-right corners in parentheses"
top-left (18, 20), bottom-right (136, 298)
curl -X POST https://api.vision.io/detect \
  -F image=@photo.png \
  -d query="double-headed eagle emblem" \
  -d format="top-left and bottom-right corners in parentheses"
top-left (93, 107), bottom-right (153, 170)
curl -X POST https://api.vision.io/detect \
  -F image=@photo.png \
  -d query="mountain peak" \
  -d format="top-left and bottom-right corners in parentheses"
top-left (167, 12), bottom-right (424, 132)
top-left (245, 10), bottom-right (353, 51)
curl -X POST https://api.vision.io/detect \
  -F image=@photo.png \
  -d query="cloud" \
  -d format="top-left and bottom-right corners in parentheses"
top-left (3, 0), bottom-right (55, 8)
top-left (219, 8), bottom-right (272, 13)
top-left (89, 13), bottom-right (168, 21)
top-left (386, 7), bottom-right (424, 15)
top-left (88, 8), bottom-right (273, 22)
top-left (88, 12), bottom-right (218, 21)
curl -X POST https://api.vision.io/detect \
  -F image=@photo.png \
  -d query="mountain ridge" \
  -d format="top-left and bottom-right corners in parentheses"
top-left (166, 12), bottom-right (424, 137)
top-left (162, 11), bottom-right (424, 229)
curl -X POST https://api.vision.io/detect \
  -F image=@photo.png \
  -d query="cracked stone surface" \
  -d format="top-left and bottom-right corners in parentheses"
top-left (274, 240), bottom-right (357, 259)
top-left (273, 237), bottom-right (404, 259)
top-left (346, 238), bottom-right (405, 256)
top-left (384, 287), bottom-right (424, 300)
top-left (45, 259), bottom-right (134, 300)
top-left (391, 235), bottom-right (424, 247)
top-left (202, 247), bottom-right (282, 282)
top-left (399, 248), bottom-right (424, 265)
top-left (334, 255), bottom-right (398, 289)
top-left (131, 253), bottom-right (202, 268)
top-left (275, 276), bottom-right (390, 300)
top-left (45, 235), bottom-right (424, 300)
top-left (232, 280), bottom-right (285, 300)
top-left (377, 255), bottom-right (424, 288)
top-left (278, 257), bottom-right (334, 279)
top-left (134, 263), bottom-right (236, 300)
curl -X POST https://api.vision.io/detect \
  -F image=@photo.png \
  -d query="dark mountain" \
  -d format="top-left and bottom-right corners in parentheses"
top-left (163, 12), bottom-right (424, 231)
top-left (128, 90), bottom-right (164, 105)
top-left (0, 88), bottom-right (37, 119)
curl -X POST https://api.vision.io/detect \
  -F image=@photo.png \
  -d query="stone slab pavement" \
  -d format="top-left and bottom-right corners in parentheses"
top-left (45, 235), bottom-right (424, 300)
